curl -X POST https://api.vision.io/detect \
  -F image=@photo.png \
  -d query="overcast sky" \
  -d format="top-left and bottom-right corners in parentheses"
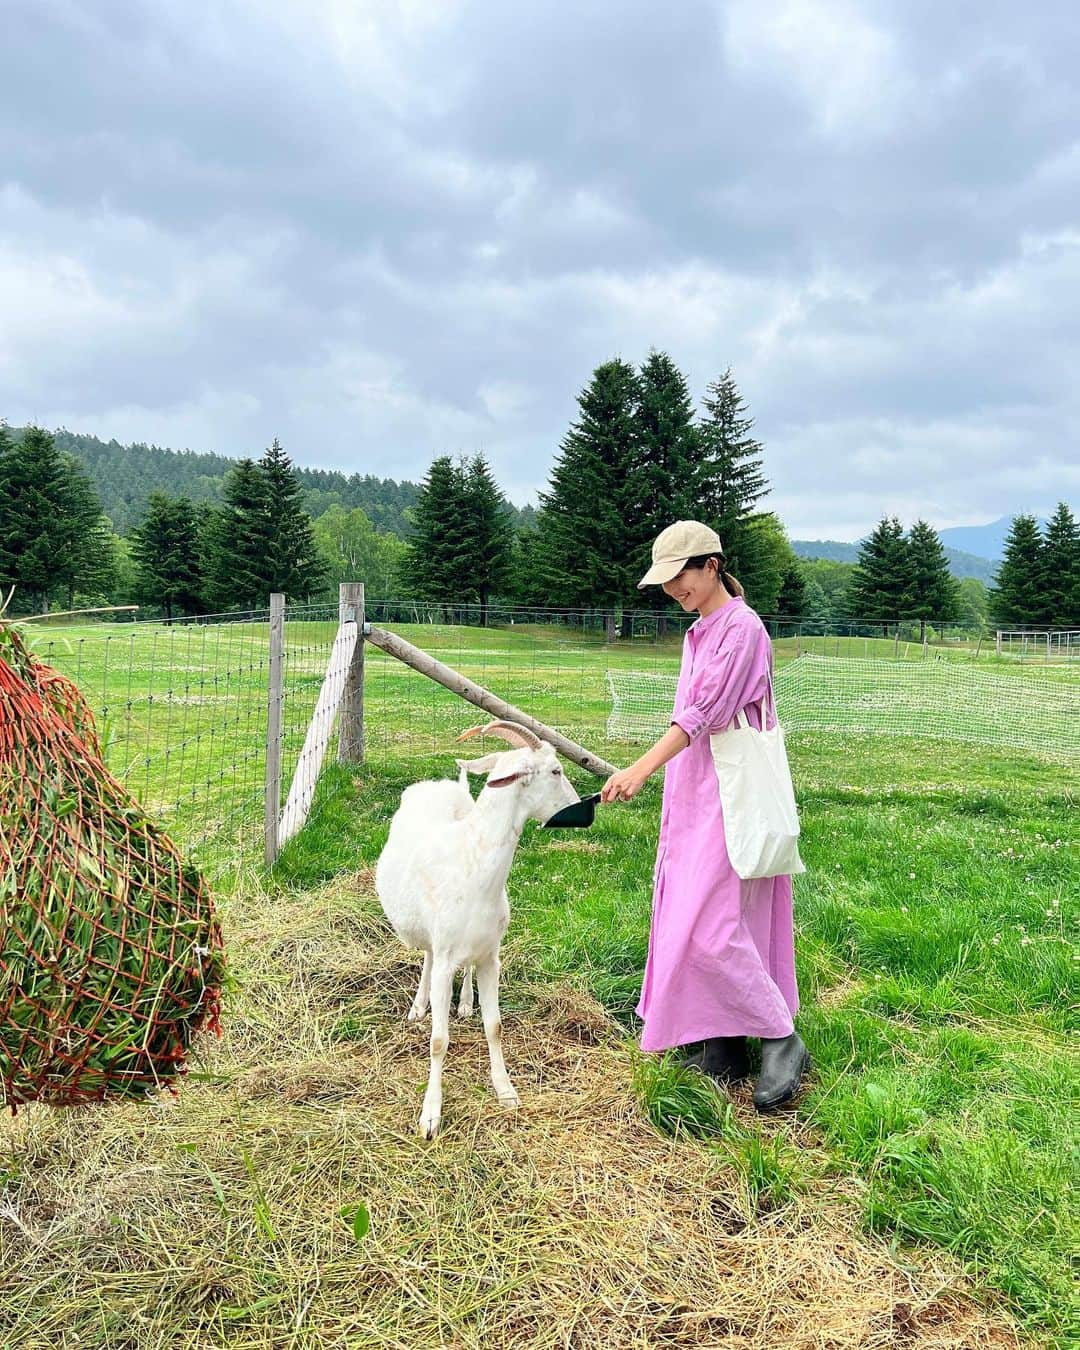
top-left (2, 1), bottom-right (1077, 539)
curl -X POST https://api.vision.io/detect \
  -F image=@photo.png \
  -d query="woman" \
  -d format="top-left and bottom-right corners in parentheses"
top-left (601, 520), bottom-right (808, 1110)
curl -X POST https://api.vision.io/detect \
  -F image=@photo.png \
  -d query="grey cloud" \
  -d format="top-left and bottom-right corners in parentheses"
top-left (0, 0), bottom-right (1077, 538)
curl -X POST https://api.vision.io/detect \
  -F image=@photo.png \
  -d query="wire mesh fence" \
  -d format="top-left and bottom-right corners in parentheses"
top-left (995, 629), bottom-right (1080, 662)
top-left (348, 599), bottom-right (1080, 659)
top-left (607, 655), bottom-right (1080, 763)
top-left (22, 598), bottom-right (1080, 869)
top-left (26, 608), bottom-right (344, 866)
top-left (360, 599), bottom-right (664, 765)
top-left (27, 613), bottom-right (272, 852)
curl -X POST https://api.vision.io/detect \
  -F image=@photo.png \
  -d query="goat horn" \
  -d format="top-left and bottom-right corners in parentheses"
top-left (455, 720), bottom-right (543, 750)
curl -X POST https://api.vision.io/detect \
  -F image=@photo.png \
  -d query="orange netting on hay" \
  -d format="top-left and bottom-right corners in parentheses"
top-left (0, 624), bottom-right (225, 1110)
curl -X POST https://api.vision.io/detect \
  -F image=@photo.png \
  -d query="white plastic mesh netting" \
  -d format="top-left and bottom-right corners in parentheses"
top-left (606, 655), bottom-right (1080, 763)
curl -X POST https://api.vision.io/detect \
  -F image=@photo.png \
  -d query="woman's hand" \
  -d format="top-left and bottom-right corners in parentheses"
top-left (601, 726), bottom-right (689, 804)
top-left (601, 765), bottom-right (649, 803)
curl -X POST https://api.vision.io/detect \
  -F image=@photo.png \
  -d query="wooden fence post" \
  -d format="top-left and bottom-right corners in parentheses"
top-left (278, 615), bottom-right (359, 847)
top-left (265, 592), bottom-right (285, 866)
top-left (338, 581), bottom-right (365, 764)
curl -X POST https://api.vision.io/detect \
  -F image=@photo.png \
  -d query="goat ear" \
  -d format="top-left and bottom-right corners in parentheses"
top-left (456, 754), bottom-right (502, 775)
top-left (485, 770), bottom-right (526, 789)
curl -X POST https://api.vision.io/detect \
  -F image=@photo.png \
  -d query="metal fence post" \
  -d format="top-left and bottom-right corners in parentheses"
top-left (265, 593), bottom-right (285, 866)
top-left (338, 581), bottom-right (365, 764)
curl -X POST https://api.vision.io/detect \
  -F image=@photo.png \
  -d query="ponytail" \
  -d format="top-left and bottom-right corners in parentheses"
top-left (682, 552), bottom-right (745, 597)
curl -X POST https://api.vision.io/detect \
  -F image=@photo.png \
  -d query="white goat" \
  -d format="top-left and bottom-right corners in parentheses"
top-left (375, 720), bottom-right (579, 1139)
top-left (384, 769), bottom-right (479, 1017)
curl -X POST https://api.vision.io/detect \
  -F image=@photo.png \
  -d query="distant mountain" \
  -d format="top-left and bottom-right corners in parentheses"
top-left (937, 516), bottom-right (1052, 562)
top-left (790, 539), bottom-right (860, 563)
top-left (791, 538), bottom-right (997, 584)
top-left (8, 428), bottom-right (529, 538)
top-left (34, 428), bottom-right (421, 536)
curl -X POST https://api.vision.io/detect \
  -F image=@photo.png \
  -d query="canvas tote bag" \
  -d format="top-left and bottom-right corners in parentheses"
top-left (709, 670), bottom-right (806, 880)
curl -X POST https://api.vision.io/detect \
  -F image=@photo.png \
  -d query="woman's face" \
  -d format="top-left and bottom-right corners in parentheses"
top-left (662, 560), bottom-right (719, 611)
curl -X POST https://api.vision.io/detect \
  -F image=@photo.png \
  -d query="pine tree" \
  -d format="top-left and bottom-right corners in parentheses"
top-left (624, 350), bottom-right (701, 634)
top-left (259, 439), bottom-right (327, 601)
top-left (696, 370), bottom-right (769, 572)
top-left (202, 459), bottom-right (271, 610)
top-left (776, 561), bottom-right (808, 617)
top-left (631, 351), bottom-right (700, 588)
top-left (57, 456), bottom-right (116, 608)
top-left (906, 519), bottom-right (960, 640)
top-left (508, 525), bottom-right (547, 607)
top-left (533, 359), bottom-right (641, 623)
top-left (1038, 502), bottom-right (1079, 627)
top-left (405, 456), bottom-right (473, 605)
top-left (844, 516), bottom-right (912, 629)
top-left (0, 426), bottom-right (82, 612)
top-left (460, 454), bottom-right (515, 622)
top-left (989, 515), bottom-right (1042, 629)
top-left (131, 493), bottom-right (204, 618)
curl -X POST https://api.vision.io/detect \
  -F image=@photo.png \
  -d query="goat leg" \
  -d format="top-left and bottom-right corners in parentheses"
top-left (457, 965), bottom-right (475, 1018)
top-left (476, 954), bottom-right (519, 1109)
top-left (407, 950), bottom-right (432, 1022)
top-left (419, 957), bottom-right (453, 1140)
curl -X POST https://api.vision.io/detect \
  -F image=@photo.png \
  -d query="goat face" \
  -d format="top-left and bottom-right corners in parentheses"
top-left (457, 743), bottom-right (580, 824)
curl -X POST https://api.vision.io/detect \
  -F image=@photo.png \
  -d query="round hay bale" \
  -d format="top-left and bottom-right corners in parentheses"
top-left (0, 623), bottom-right (225, 1110)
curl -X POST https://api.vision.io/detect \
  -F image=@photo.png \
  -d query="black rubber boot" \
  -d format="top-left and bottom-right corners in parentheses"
top-left (683, 1036), bottom-right (751, 1085)
top-left (753, 1031), bottom-right (810, 1111)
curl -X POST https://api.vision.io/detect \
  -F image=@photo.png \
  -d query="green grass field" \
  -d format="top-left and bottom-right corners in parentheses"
top-left (3, 618), bottom-right (1077, 1347)
top-left (23, 616), bottom-right (1078, 852)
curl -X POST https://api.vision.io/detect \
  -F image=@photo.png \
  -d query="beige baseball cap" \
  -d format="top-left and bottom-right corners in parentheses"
top-left (638, 520), bottom-right (723, 588)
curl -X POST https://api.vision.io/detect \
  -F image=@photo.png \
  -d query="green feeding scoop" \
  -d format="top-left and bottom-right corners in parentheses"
top-left (543, 792), bottom-right (602, 829)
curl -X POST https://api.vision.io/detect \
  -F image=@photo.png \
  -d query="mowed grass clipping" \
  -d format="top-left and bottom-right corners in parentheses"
top-left (0, 860), bottom-right (1032, 1350)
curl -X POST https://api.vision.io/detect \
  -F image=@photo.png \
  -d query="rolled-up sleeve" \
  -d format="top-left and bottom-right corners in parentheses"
top-left (671, 623), bottom-right (768, 743)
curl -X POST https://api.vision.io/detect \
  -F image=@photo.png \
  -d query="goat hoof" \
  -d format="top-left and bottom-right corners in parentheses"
top-left (419, 1113), bottom-right (442, 1140)
top-left (497, 1090), bottom-right (520, 1110)
top-left (456, 1003), bottom-right (474, 1019)
top-left (407, 1007), bottom-right (427, 1023)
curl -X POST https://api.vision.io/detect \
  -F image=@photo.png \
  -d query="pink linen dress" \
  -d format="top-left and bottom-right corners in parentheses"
top-left (636, 595), bottom-right (800, 1052)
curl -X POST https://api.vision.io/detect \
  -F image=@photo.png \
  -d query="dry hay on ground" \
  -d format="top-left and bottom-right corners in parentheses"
top-left (0, 872), bottom-right (1023, 1350)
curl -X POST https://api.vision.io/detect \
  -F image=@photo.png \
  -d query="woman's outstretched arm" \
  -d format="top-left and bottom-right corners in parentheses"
top-left (600, 724), bottom-right (690, 802)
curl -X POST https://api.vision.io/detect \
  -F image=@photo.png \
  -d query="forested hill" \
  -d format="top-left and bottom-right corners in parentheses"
top-left (792, 537), bottom-right (996, 584)
top-left (41, 429), bottom-right (423, 536)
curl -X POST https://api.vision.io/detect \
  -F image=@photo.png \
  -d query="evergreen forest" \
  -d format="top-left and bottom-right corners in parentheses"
top-left (2, 355), bottom-right (1075, 633)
